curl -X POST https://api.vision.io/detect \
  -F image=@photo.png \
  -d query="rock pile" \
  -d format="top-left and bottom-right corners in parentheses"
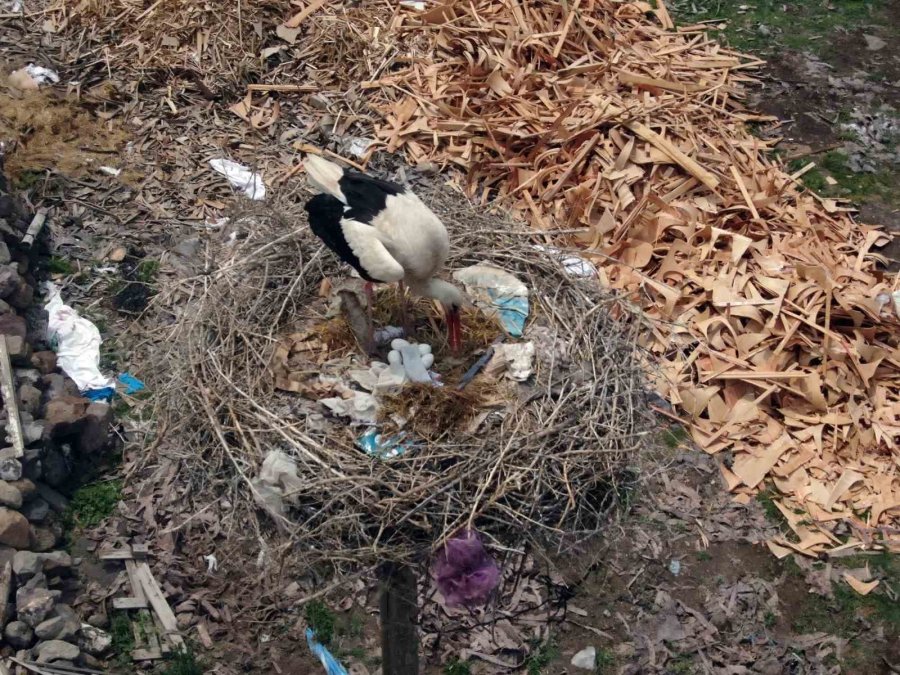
top-left (0, 162), bottom-right (114, 668)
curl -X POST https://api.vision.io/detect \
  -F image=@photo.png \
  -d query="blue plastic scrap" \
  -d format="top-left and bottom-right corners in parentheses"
top-left (486, 290), bottom-right (528, 338)
top-left (357, 428), bottom-right (409, 460)
top-left (118, 372), bottom-right (146, 395)
top-left (84, 387), bottom-right (115, 402)
top-left (306, 628), bottom-right (348, 675)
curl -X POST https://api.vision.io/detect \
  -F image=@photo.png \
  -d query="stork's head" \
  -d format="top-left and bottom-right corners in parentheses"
top-left (420, 279), bottom-right (471, 353)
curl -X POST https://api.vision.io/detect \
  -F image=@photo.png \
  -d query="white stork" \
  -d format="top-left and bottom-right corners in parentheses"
top-left (303, 155), bottom-right (467, 352)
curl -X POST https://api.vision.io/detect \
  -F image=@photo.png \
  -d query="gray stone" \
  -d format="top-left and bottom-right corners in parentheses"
top-left (13, 368), bottom-right (41, 386)
top-left (4, 335), bottom-right (31, 364)
top-left (36, 605), bottom-right (79, 641)
top-left (36, 483), bottom-right (68, 513)
top-left (86, 612), bottom-right (109, 629)
top-left (35, 615), bottom-right (66, 640)
top-left (22, 420), bottom-right (44, 445)
top-left (21, 446), bottom-right (41, 481)
top-left (40, 448), bottom-right (69, 488)
top-left (4, 620), bottom-right (34, 648)
top-left (0, 506), bottom-right (30, 548)
top-left (16, 577), bottom-right (59, 627)
top-left (0, 266), bottom-right (21, 298)
top-left (0, 241), bottom-right (10, 265)
top-left (17, 383), bottom-right (42, 417)
top-left (13, 551), bottom-right (41, 580)
top-left (0, 544), bottom-right (15, 567)
top-left (40, 551), bottom-right (72, 576)
top-left (0, 455), bottom-right (22, 481)
top-left (79, 623), bottom-right (112, 655)
top-left (8, 478), bottom-right (36, 500)
top-left (34, 639), bottom-right (80, 663)
top-left (29, 526), bottom-right (58, 552)
top-left (80, 402), bottom-right (113, 453)
top-left (21, 497), bottom-right (49, 522)
top-left (0, 479), bottom-right (22, 508)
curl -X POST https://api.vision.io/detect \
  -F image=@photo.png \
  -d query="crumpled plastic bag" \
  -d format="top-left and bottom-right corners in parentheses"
top-left (251, 450), bottom-right (303, 518)
top-left (432, 529), bottom-right (501, 608)
top-left (44, 282), bottom-right (115, 392)
top-left (453, 264), bottom-right (529, 337)
top-left (209, 158), bottom-right (266, 200)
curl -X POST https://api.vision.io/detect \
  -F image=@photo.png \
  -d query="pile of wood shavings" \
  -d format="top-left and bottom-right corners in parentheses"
top-left (357, 0), bottom-right (900, 555)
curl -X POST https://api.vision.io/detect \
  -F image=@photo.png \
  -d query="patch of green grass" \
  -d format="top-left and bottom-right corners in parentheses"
top-left (756, 486), bottom-right (786, 525)
top-left (338, 646), bottom-right (367, 661)
top-left (109, 612), bottom-right (134, 666)
top-left (659, 424), bottom-right (689, 449)
top-left (668, 0), bottom-right (885, 55)
top-left (64, 479), bottom-right (122, 530)
top-left (305, 601), bottom-right (336, 646)
top-left (136, 259), bottom-right (160, 284)
top-left (790, 152), bottom-right (896, 201)
top-left (595, 647), bottom-right (616, 674)
top-left (160, 647), bottom-right (204, 675)
top-left (444, 658), bottom-right (472, 675)
top-left (668, 654), bottom-right (694, 674)
top-left (525, 638), bottom-right (559, 675)
top-left (47, 256), bottom-right (75, 275)
top-left (764, 610), bottom-right (777, 628)
top-left (14, 170), bottom-right (45, 190)
top-left (697, 550), bottom-right (712, 562)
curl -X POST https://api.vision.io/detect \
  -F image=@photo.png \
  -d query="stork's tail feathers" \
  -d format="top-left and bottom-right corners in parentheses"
top-left (304, 154), bottom-right (346, 203)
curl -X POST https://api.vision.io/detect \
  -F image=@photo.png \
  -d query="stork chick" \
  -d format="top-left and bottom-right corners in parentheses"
top-left (303, 155), bottom-right (467, 353)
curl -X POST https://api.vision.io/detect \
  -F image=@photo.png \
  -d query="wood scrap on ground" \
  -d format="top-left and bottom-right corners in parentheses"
top-left (350, 0), bottom-right (899, 555)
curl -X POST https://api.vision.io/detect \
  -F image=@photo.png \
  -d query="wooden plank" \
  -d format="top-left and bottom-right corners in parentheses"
top-left (126, 560), bottom-right (148, 601)
top-left (98, 547), bottom-right (133, 560)
top-left (283, 0), bottom-right (329, 28)
top-left (112, 597), bottom-right (148, 610)
top-left (131, 543), bottom-right (149, 560)
top-left (131, 648), bottom-right (163, 662)
top-left (134, 562), bottom-right (185, 647)
top-left (625, 120), bottom-right (720, 191)
top-left (0, 337), bottom-right (24, 458)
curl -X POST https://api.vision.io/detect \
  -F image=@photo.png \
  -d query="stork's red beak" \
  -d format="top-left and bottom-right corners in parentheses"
top-left (447, 307), bottom-right (462, 354)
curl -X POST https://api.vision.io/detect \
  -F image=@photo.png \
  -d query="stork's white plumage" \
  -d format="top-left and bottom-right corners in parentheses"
top-left (303, 155), bottom-right (467, 351)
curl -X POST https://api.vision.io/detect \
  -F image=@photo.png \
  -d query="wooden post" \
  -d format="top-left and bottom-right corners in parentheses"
top-left (379, 562), bottom-right (419, 675)
top-left (0, 336), bottom-right (24, 457)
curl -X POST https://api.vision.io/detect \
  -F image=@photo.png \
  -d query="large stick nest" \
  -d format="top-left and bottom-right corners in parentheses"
top-left (159, 180), bottom-right (652, 573)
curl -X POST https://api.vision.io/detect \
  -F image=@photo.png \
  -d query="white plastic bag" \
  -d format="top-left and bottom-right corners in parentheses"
top-left (44, 283), bottom-right (115, 392)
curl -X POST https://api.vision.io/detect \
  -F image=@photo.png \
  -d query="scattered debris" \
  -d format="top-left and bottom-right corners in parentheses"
top-left (7, 65), bottom-right (59, 91)
top-left (453, 265), bottom-right (529, 337)
top-left (208, 158), bottom-right (266, 200)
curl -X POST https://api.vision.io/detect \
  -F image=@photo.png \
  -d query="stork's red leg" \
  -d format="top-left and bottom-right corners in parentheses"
top-left (364, 282), bottom-right (376, 354)
top-left (398, 281), bottom-right (413, 337)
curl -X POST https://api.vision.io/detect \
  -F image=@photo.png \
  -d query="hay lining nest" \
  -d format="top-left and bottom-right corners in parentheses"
top-left (160, 183), bottom-right (651, 572)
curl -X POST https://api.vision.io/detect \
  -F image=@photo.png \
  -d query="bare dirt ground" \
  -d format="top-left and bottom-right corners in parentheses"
top-left (0, 1), bottom-right (897, 674)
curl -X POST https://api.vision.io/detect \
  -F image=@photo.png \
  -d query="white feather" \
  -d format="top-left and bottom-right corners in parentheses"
top-left (340, 219), bottom-right (405, 283)
top-left (372, 193), bottom-right (449, 282)
top-left (304, 155), bottom-right (346, 203)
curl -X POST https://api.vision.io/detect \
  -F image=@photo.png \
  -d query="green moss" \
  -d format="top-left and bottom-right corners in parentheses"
top-left (697, 550), bottom-right (712, 562)
top-left (668, 654), bottom-right (695, 674)
top-left (160, 648), bottom-right (204, 675)
top-left (64, 479), bottom-right (122, 530)
top-left (47, 256), bottom-right (75, 275)
top-left (305, 601), bottom-right (336, 645)
top-left (660, 424), bottom-right (689, 449)
top-left (595, 648), bottom-right (616, 674)
top-left (109, 612), bottom-right (134, 662)
top-left (755, 486), bottom-right (785, 525)
top-left (444, 659), bottom-right (472, 675)
top-left (764, 610), bottom-right (777, 628)
top-left (669, 0), bottom-right (885, 55)
top-left (525, 638), bottom-right (559, 675)
top-left (136, 259), bottom-right (160, 284)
